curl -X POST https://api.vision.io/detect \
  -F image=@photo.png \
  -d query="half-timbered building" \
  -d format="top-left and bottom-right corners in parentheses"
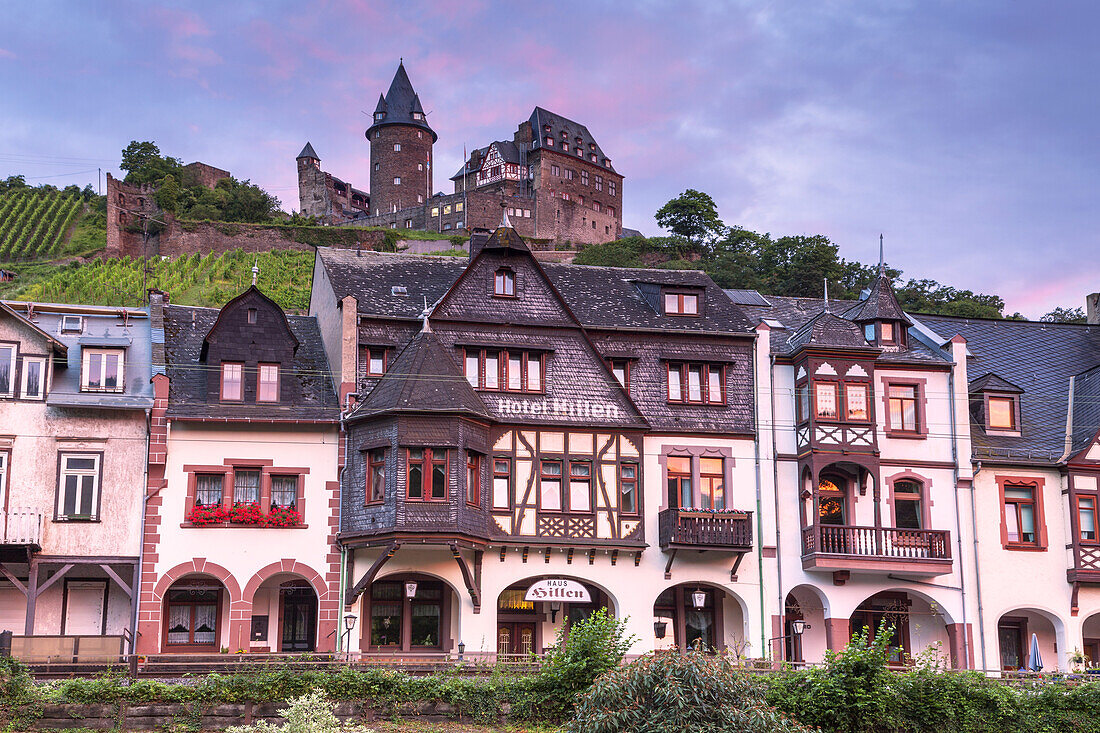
top-left (310, 218), bottom-right (764, 657)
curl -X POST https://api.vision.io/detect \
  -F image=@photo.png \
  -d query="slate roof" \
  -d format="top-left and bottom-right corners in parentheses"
top-left (726, 289), bottom-right (772, 307)
top-left (844, 274), bottom-right (911, 324)
top-left (366, 62), bottom-right (437, 142)
top-left (316, 248), bottom-right (756, 335)
top-left (529, 107), bottom-right (614, 172)
top-left (786, 311), bottom-right (872, 351)
top-left (969, 373), bottom-right (1024, 394)
top-left (348, 329), bottom-right (489, 420)
top-left (296, 142), bottom-right (319, 160)
top-left (736, 294), bottom-right (949, 364)
top-left (163, 305), bottom-right (338, 421)
top-left (1072, 364), bottom-right (1100, 457)
top-left (920, 314), bottom-right (1100, 464)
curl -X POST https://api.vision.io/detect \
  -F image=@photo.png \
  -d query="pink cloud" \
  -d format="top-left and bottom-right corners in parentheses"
top-left (0, 48), bottom-right (14, 59)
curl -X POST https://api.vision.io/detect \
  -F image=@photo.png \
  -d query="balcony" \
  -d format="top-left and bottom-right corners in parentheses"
top-left (658, 508), bottom-right (753, 551)
top-left (801, 524), bottom-right (952, 576)
top-left (1, 508), bottom-right (43, 550)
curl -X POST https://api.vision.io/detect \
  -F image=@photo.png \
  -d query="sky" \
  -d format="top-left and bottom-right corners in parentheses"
top-left (1, 1), bottom-right (1097, 318)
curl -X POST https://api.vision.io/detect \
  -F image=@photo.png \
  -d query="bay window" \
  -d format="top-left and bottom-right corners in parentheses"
top-left (569, 461), bottom-right (592, 512)
top-left (814, 382), bottom-right (838, 419)
top-left (407, 448), bottom-right (447, 501)
top-left (620, 463), bottom-right (638, 514)
top-left (1079, 496), bottom-right (1097, 542)
top-left (845, 383), bottom-right (869, 421)
top-left (367, 449), bottom-right (386, 504)
top-left (493, 458), bottom-right (511, 509)
top-left (466, 452), bottom-right (480, 506)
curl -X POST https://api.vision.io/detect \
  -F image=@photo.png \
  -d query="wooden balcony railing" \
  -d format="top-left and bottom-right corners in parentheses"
top-left (659, 508), bottom-right (753, 550)
top-left (1, 508), bottom-right (43, 547)
top-left (802, 524), bottom-right (950, 560)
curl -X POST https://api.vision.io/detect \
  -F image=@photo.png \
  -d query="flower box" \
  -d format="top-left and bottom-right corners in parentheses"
top-left (185, 503), bottom-right (303, 527)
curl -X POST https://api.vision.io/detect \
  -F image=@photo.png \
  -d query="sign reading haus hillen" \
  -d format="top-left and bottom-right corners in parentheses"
top-left (525, 579), bottom-right (592, 603)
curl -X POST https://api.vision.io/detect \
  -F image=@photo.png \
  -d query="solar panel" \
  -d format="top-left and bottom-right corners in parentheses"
top-left (725, 289), bottom-right (772, 307)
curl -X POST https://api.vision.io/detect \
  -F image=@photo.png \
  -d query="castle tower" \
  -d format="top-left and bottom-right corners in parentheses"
top-left (296, 142), bottom-right (330, 221)
top-left (366, 61), bottom-right (436, 217)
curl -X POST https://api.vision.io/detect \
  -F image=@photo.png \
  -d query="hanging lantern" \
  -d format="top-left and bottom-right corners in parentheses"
top-left (405, 581), bottom-right (418, 599)
top-left (691, 588), bottom-right (706, 609)
top-left (791, 619), bottom-right (807, 636)
top-left (653, 621), bottom-right (667, 639)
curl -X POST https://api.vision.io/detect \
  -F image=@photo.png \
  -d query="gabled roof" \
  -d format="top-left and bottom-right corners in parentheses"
top-left (483, 220), bottom-right (529, 252)
top-left (450, 141), bottom-right (525, 180)
top-left (529, 107), bottom-right (615, 173)
top-left (348, 330), bottom-right (489, 420)
top-left (365, 61), bottom-right (437, 142)
top-left (843, 274), bottom-right (911, 324)
top-left (969, 372), bottom-right (1024, 394)
top-left (786, 311), bottom-right (871, 351)
top-left (0, 301), bottom-right (67, 354)
top-left (296, 142), bottom-right (319, 161)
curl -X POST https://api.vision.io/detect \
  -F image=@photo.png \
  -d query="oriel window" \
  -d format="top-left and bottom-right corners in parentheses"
top-left (846, 384), bottom-right (869, 421)
top-left (620, 463), bottom-right (638, 514)
top-left (367, 449), bottom-right (386, 504)
top-left (466, 452), bottom-right (480, 506)
top-left (1079, 496), bottom-right (1096, 542)
top-left (569, 462), bottom-right (592, 512)
top-left (540, 460), bottom-right (562, 511)
top-left (814, 382), bottom-right (838, 419)
top-left (407, 448), bottom-right (448, 501)
top-left (492, 458), bottom-right (511, 509)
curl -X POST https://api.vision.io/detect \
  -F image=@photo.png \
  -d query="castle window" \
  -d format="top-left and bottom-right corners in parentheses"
top-left (375, 131), bottom-right (381, 139)
top-left (417, 195), bottom-right (423, 204)
top-left (375, 112), bottom-right (384, 121)
top-left (507, 208), bottom-right (514, 216)
top-left (561, 130), bottom-right (567, 138)
top-left (594, 201), bottom-right (601, 213)
top-left (604, 159), bottom-right (612, 168)
top-left (561, 141), bottom-right (569, 150)
top-left (413, 112), bottom-right (423, 121)
top-left (581, 170), bottom-right (588, 185)
top-left (607, 206), bottom-right (615, 217)
top-left (595, 175), bottom-right (602, 191)
top-left (405, 218), bottom-right (413, 228)
top-left (590, 154), bottom-right (597, 162)
top-left (393, 177), bottom-right (401, 185)
top-left (524, 209), bottom-right (531, 217)
top-left (443, 223), bottom-right (452, 230)
top-left (375, 163), bottom-right (380, 171)
top-left (443, 205), bottom-right (451, 214)
top-left (430, 207), bottom-right (439, 217)
top-left (565, 169), bottom-right (574, 180)
top-left (551, 164), bottom-right (560, 177)
top-left (393, 143), bottom-right (401, 152)
top-left (455, 202), bottom-right (463, 212)
top-left (257, 364), bottom-right (279, 403)
top-left (561, 192), bottom-right (571, 201)
top-left (546, 136), bottom-right (554, 146)
top-left (610, 181), bottom-right (617, 196)
top-left (418, 163), bottom-right (423, 171)
top-left (494, 268), bottom-right (515, 297)
top-left (220, 362), bottom-right (242, 401)
top-left (417, 130), bottom-right (423, 138)
top-left (575, 147), bottom-right (583, 156)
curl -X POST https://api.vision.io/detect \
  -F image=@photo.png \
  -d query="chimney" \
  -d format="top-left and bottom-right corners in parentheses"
top-left (1087, 292), bottom-right (1100, 325)
top-left (468, 229), bottom-right (490, 261)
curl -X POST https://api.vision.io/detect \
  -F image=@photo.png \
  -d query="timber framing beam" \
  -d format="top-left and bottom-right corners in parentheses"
top-left (345, 541), bottom-right (399, 605)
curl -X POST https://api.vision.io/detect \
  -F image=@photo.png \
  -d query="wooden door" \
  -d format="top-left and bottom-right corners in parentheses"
top-left (63, 581), bottom-right (107, 635)
top-left (497, 623), bottom-right (536, 655)
top-left (280, 588), bottom-right (317, 652)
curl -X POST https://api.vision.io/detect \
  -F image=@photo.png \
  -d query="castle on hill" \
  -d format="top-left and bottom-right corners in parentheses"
top-left (297, 61), bottom-right (624, 244)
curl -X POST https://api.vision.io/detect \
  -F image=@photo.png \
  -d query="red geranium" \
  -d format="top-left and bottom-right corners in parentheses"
top-left (187, 504), bottom-right (229, 526)
top-left (265, 506), bottom-right (302, 527)
top-left (228, 502), bottom-right (263, 525)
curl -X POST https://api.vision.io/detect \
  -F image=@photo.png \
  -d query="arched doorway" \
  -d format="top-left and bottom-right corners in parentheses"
top-left (163, 576), bottom-right (228, 652)
top-left (849, 590), bottom-right (951, 666)
top-left (363, 573), bottom-right (458, 653)
top-left (782, 585), bottom-right (829, 664)
top-left (249, 574), bottom-right (319, 652)
top-left (997, 608), bottom-right (1061, 671)
top-left (1081, 611), bottom-right (1100, 666)
top-left (652, 583), bottom-right (746, 653)
top-left (496, 577), bottom-right (611, 656)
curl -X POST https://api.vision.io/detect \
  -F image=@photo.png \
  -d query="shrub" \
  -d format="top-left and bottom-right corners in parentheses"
top-left (569, 651), bottom-right (810, 733)
top-left (226, 689), bottom-right (372, 733)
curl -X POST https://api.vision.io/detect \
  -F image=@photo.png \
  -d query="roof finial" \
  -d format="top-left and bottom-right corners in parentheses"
top-left (878, 233), bottom-right (885, 276)
top-left (420, 296), bottom-right (431, 332)
top-left (251, 260), bottom-right (259, 286)
top-left (823, 278), bottom-right (829, 313)
top-left (500, 196), bottom-right (511, 228)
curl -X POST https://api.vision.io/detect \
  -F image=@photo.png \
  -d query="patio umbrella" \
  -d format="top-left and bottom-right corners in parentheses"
top-left (1028, 632), bottom-right (1044, 672)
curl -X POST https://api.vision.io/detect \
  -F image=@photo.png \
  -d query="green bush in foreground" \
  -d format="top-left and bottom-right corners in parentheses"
top-left (226, 690), bottom-right (372, 733)
top-left (569, 651), bottom-right (810, 733)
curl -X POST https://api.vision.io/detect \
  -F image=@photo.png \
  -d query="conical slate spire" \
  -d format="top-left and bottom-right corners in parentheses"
top-left (845, 238), bottom-right (910, 324)
top-left (296, 142), bottom-right (319, 161)
top-left (365, 61), bottom-right (437, 141)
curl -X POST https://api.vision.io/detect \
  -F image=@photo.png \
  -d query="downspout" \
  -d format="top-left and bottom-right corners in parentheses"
top-left (130, 407), bottom-right (151, 656)
top-left (335, 392), bottom-right (360, 652)
top-left (769, 353), bottom-right (784, 660)
top-left (948, 370), bottom-right (973, 669)
top-left (752, 336), bottom-right (766, 657)
top-left (969, 458), bottom-right (988, 670)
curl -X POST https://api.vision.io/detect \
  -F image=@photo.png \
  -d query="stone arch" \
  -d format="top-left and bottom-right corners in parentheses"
top-left (494, 573), bottom-right (621, 617)
top-left (153, 559), bottom-right (242, 602)
top-left (243, 559), bottom-right (328, 605)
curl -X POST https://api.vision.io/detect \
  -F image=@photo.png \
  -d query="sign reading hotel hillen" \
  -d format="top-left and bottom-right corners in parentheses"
top-left (524, 579), bottom-right (592, 603)
top-left (497, 397), bottom-right (623, 420)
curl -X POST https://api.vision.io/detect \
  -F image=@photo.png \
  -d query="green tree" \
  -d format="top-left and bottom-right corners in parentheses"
top-left (655, 189), bottom-right (726, 252)
top-left (154, 174), bottom-right (181, 213)
top-left (120, 141), bottom-right (182, 185)
top-left (1040, 306), bottom-right (1086, 324)
top-left (0, 175), bottom-right (27, 193)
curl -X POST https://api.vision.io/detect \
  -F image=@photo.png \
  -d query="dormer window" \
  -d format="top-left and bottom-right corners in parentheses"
top-left (247, 308), bottom-right (257, 324)
top-left (494, 268), bottom-right (515, 297)
top-left (82, 349), bottom-right (124, 393)
top-left (367, 348), bottom-right (387, 376)
top-left (61, 315), bottom-right (83, 333)
top-left (881, 322), bottom-right (895, 343)
top-left (412, 112), bottom-right (423, 120)
top-left (21, 357), bottom-right (46, 400)
top-left (220, 362), bottom-right (243, 401)
top-left (374, 112), bottom-right (385, 121)
top-left (608, 359), bottom-right (629, 389)
top-left (663, 291), bottom-right (700, 316)
top-left (257, 364), bottom-right (279, 402)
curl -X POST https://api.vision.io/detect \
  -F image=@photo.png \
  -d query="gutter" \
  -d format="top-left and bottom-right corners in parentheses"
top-left (751, 335), bottom-right (766, 657)
top-left (335, 391), bottom-right (360, 652)
top-left (969, 458), bottom-right (989, 670)
top-left (769, 352), bottom-right (784, 660)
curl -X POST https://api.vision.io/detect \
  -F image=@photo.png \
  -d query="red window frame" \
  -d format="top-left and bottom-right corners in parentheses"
top-left (620, 462), bottom-right (639, 515)
top-left (1002, 484), bottom-right (1039, 547)
top-left (663, 291), bottom-right (700, 316)
top-left (1078, 494), bottom-right (1097, 543)
top-left (464, 348), bottom-right (545, 394)
top-left (466, 452), bottom-right (480, 507)
top-left (608, 358), bottom-right (630, 390)
top-left (844, 382), bottom-right (870, 421)
top-left (257, 363), bottom-right (280, 403)
top-left (887, 384), bottom-right (919, 433)
top-left (366, 348), bottom-right (387, 377)
top-left (220, 362), bottom-right (243, 402)
top-left (406, 448), bottom-right (448, 502)
top-left (366, 449), bottom-right (386, 505)
top-left (492, 458), bottom-right (511, 510)
top-left (814, 381), bottom-right (839, 419)
top-left (494, 268), bottom-right (516, 297)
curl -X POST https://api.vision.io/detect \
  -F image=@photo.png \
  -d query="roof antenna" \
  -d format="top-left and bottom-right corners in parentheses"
top-left (878, 233), bottom-right (885, 276)
top-left (251, 260), bottom-right (260, 286)
top-left (823, 279), bottom-right (830, 313)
